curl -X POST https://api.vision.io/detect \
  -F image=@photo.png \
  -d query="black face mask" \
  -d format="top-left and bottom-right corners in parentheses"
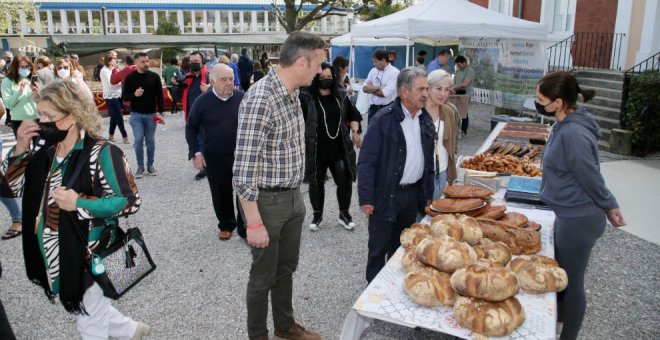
top-left (318, 78), bottom-right (334, 90)
top-left (190, 63), bottom-right (202, 72)
top-left (535, 101), bottom-right (556, 117)
top-left (38, 121), bottom-right (72, 143)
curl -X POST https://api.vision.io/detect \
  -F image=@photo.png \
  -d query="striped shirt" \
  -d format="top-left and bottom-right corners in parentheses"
top-left (233, 70), bottom-right (305, 201)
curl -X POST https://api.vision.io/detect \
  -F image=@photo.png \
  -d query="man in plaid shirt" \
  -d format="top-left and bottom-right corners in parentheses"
top-left (233, 31), bottom-right (326, 340)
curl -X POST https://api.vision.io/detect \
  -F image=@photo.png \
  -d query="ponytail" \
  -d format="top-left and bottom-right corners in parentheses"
top-left (580, 88), bottom-right (595, 103)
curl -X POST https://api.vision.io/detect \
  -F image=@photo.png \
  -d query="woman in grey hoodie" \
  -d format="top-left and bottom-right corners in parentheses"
top-left (536, 72), bottom-right (626, 340)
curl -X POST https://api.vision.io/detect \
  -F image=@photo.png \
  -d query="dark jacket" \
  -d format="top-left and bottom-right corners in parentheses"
top-left (299, 89), bottom-right (360, 184)
top-left (540, 107), bottom-right (618, 217)
top-left (237, 55), bottom-right (253, 79)
top-left (357, 98), bottom-right (436, 222)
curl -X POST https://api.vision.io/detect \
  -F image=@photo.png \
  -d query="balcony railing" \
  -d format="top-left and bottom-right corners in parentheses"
top-left (547, 32), bottom-right (626, 72)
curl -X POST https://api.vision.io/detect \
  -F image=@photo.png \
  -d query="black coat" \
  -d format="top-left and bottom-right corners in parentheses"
top-left (300, 89), bottom-right (361, 185)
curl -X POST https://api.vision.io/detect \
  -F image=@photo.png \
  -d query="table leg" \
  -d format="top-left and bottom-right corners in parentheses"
top-left (340, 310), bottom-right (373, 340)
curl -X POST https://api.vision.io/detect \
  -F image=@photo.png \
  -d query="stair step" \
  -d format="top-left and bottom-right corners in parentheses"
top-left (579, 85), bottom-right (622, 100)
top-left (574, 69), bottom-right (624, 81)
top-left (598, 139), bottom-right (612, 152)
top-left (576, 77), bottom-right (624, 90)
top-left (579, 103), bottom-right (621, 121)
top-left (600, 127), bottom-right (612, 142)
top-left (589, 96), bottom-right (622, 110)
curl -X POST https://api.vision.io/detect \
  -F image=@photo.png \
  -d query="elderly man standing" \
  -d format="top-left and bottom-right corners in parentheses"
top-left (362, 49), bottom-right (400, 124)
top-left (186, 64), bottom-right (245, 241)
top-left (358, 67), bottom-right (435, 283)
top-left (233, 31), bottom-right (325, 340)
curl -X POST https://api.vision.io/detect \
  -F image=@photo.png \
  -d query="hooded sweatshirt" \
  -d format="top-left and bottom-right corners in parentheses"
top-left (540, 107), bottom-right (619, 218)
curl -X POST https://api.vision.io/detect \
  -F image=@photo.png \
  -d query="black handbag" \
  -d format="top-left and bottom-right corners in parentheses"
top-left (66, 141), bottom-right (156, 299)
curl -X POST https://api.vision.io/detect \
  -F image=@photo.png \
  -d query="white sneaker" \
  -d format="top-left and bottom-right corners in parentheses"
top-left (308, 215), bottom-right (322, 232)
top-left (131, 322), bottom-right (151, 340)
top-left (338, 212), bottom-right (356, 230)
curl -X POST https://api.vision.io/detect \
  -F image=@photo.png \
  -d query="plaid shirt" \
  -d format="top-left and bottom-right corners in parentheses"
top-left (233, 70), bottom-right (305, 201)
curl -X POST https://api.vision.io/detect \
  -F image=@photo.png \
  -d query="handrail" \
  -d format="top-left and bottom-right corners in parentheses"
top-left (547, 32), bottom-right (626, 72)
top-left (620, 50), bottom-right (660, 128)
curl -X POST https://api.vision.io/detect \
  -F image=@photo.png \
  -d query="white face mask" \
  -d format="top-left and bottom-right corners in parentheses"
top-left (18, 68), bottom-right (31, 78)
top-left (57, 68), bottom-right (71, 79)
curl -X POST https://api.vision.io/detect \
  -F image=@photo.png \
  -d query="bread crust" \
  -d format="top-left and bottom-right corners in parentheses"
top-left (507, 255), bottom-right (568, 293)
top-left (453, 296), bottom-right (526, 337)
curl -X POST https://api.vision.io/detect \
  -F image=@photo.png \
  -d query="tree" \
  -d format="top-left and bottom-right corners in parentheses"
top-left (360, 0), bottom-right (412, 21)
top-left (0, 0), bottom-right (39, 36)
top-left (271, 0), bottom-right (358, 33)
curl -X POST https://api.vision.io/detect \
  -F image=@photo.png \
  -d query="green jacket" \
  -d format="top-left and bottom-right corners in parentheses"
top-left (1, 77), bottom-right (37, 121)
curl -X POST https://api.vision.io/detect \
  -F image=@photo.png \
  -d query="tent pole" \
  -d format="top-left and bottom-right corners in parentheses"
top-left (405, 34), bottom-right (410, 67)
top-left (350, 35), bottom-right (355, 81)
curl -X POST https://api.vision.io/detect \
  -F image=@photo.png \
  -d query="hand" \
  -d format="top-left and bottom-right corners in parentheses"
top-left (374, 88), bottom-right (384, 97)
top-left (247, 224), bottom-right (269, 248)
top-left (361, 205), bottom-right (374, 217)
top-left (352, 132), bottom-right (362, 148)
top-left (134, 87), bottom-right (144, 97)
top-left (19, 80), bottom-right (29, 93)
top-left (192, 154), bottom-right (206, 170)
top-left (14, 120), bottom-right (40, 154)
top-left (52, 186), bottom-right (79, 211)
top-left (30, 82), bottom-right (39, 93)
top-left (606, 208), bottom-right (626, 227)
top-left (200, 83), bottom-right (210, 92)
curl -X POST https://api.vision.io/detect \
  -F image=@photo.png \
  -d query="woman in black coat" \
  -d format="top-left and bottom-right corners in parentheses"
top-left (300, 62), bottom-right (362, 231)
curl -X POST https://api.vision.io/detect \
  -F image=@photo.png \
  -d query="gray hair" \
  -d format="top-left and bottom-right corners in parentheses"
top-left (278, 31), bottom-right (326, 67)
top-left (427, 69), bottom-right (454, 88)
top-left (230, 54), bottom-right (239, 63)
top-left (397, 67), bottom-right (427, 96)
top-left (209, 63), bottom-right (233, 82)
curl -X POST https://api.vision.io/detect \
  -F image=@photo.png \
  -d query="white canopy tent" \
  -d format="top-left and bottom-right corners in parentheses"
top-left (350, 0), bottom-right (547, 65)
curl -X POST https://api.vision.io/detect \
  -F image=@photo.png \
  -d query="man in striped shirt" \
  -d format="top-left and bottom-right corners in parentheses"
top-left (233, 31), bottom-right (325, 340)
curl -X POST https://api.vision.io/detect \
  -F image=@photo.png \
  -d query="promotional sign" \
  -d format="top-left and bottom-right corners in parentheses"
top-left (459, 38), bottom-right (546, 109)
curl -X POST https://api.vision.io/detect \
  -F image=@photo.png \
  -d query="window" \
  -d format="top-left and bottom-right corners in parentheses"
top-left (52, 10), bottom-right (62, 34)
top-left (183, 10), bottom-right (192, 33)
top-left (232, 11), bottom-right (241, 33)
top-left (552, 0), bottom-right (576, 33)
top-left (220, 11), bottom-right (229, 33)
top-left (145, 11), bottom-right (155, 33)
top-left (206, 10), bottom-right (216, 33)
top-left (268, 11), bottom-right (277, 32)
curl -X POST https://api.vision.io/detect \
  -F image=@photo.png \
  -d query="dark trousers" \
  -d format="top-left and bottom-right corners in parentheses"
top-left (204, 154), bottom-right (245, 237)
top-left (240, 76), bottom-right (251, 92)
top-left (367, 104), bottom-right (387, 125)
top-left (554, 211), bottom-right (606, 340)
top-left (309, 157), bottom-right (352, 216)
top-left (247, 189), bottom-right (305, 337)
top-left (0, 299), bottom-right (15, 340)
top-left (106, 98), bottom-right (127, 138)
top-left (461, 115), bottom-right (469, 134)
top-left (366, 183), bottom-right (419, 282)
top-left (167, 87), bottom-right (178, 113)
top-left (4, 109), bottom-right (10, 126)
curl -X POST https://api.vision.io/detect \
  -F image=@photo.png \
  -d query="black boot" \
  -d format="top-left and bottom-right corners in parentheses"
top-left (338, 210), bottom-right (356, 230)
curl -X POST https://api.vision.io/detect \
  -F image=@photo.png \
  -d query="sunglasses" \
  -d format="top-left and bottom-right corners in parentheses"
top-left (57, 66), bottom-right (70, 70)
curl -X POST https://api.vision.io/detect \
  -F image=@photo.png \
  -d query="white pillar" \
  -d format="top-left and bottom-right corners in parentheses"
top-left (613, 0), bottom-right (632, 69)
top-left (215, 10), bottom-right (221, 33)
top-left (87, 10), bottom-right (93, 34)
top-left (333, 15), bottom-right (338, 33)
top-left (153, 10), bottom-right (158, 31)
top-left (177, 10), bottom-right (184, 33)
top-left (139, 10), bottom-right (146, 33)
top-left (239, 11), bottom-right (245, 33)
top-left (19, 11), bottom-right (28, 34)
top-left (114, 10), bottom-right (120, 34)
top-left (635, 0), bottom-right (660, 65)
top-left (275, 15), bottom-right (280, 32)
top-left (228, 11), bottom-right (234, 32)
top-left (127, 10), bottom-right (133, 34)
top-left (74, 10), bottom-right (81, 33)
top-left (34, 10), bottom-right (41, 34)
top-left (264, 11), bottom-right (269, 32)
top-left (60, 10), bottom-right (68, 34)
top-left (251, 11), bottom-right (257, 32)
top-left (47, 10), bottom-right (54, 34)
top-left (191, 10), bottom-right (196, 33)
top-left (203, 10), bottom-right (208, 33)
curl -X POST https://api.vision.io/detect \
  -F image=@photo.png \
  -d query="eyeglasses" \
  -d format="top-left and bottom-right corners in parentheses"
top-left (57, 66), bottom-right (70, 70)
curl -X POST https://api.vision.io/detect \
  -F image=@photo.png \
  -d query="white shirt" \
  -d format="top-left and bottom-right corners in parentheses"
top-left (434, 119), bottom-right (448, 172)
top-left (365, 64), bottom-right (400, 106)
top-left (399, 104), bottom-right (425, 185)
top-left (100, 66), bottom-right (122, 99)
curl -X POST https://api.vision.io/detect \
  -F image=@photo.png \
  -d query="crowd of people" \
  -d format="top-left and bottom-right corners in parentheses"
top-left (0, 30), bottom-right (626, 340)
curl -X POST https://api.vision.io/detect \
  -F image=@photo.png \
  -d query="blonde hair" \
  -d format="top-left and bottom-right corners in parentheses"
top-left (428, 69), bottom-right (454, 88)
top-left (218, 55), bottom-right (230, 65)
top-left (33, 80), bottom-right (101, 138)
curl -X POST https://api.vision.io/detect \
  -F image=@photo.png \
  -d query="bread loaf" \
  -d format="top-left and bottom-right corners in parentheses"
top-left (443, 184), bottom-right (493, 199)
top-left (403, 267), bottom-right (456, 307)
top-left (477, 205), bottom-right (507, 220)
top-left (498, 212), bottom-right (529, 227)
top-left (508, 255), bottom-right (568, 293)
top-left (400, 223), bottom-right (432, 249)
top-left (432, 198), bottom-right (484, 212)
top-left (453, 296), bottom-right (526, 337)
top-left (430, 215), bottom-right (482, 246)
top-left (401, 247), bottom-right (428, 273)
top-left (473, 238), bottom-right (512, 265)
top-left (416, 236), bottom-right (477, 273)
top-left (450, 261), bottom-right (519, 302)
top-left (476, 218), bottom-right (541, 255)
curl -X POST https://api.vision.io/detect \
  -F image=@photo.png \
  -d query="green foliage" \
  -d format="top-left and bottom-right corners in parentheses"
top-left (362, 0), bottom-right (411, 20)
top-left (624, 70), bottom-right (660, 156)
top-left (161, 48), bottom-right (183, 65)
top-left (155, 17), bottom-right (180, 35)
top-left (0, 0), bottom-right (39, 36)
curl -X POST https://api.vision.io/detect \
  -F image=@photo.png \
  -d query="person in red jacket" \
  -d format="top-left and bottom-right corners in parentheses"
top-left (110, 55), bottom-right (137, 85)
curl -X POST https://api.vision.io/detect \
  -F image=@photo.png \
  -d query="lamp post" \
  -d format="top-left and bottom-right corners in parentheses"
top-left (101, 6), bottom-right (107, 35)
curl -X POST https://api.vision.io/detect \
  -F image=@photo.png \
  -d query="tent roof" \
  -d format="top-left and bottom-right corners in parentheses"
top-left (330, 33), bottom-right (410, 47)
top-left (351, 0), bottom-right (547, 41)
top-left (50, 34), bottom-right (288, 53)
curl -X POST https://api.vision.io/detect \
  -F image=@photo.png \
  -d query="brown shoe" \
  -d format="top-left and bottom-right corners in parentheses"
top-left (123, 137), bottom-right (130, 144)
top-left (108, 135), bottom-right (115, 142)
top-left (218, 231), bottom-right (232, 240)
top-left (274, 322), bottom-right (320, 340)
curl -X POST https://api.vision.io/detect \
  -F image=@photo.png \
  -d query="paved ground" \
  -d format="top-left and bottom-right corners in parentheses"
top-left (0, 104), bottom-right (658, 339)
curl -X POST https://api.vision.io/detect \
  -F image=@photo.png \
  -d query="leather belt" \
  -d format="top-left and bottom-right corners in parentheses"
top-left (398, 182), bottom-right (418, 189)
top-left (259, 187), bottom-right (298, 193)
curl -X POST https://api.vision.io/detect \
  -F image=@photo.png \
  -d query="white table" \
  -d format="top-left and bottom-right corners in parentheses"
top-left (340, 205), bottom-right (558, 340)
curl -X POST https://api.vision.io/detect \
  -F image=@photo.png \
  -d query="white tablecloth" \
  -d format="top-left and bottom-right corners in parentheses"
top-left (340, 205), bottom-right (557, 340)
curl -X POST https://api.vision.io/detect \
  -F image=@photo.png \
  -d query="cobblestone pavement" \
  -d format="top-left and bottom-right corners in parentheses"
top-left (0, 105), bottom-right (658, 339)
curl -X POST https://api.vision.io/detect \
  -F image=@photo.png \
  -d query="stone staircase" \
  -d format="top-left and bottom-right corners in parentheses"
top-left (573, 69), bottom-right (625, 152)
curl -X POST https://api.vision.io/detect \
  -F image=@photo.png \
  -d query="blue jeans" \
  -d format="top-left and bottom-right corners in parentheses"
top-left (432, 170), bottom-right (448, 200)
top-left (129, 112), bottom-right (157, 168)
top-left (106, 98), bottom-right (127, 138)
top-left (0, 196), bottom-right (21, 223)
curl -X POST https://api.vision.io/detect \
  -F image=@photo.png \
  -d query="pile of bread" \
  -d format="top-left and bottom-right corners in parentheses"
top-left (459, 153), bottom-right (542, 177)
top-left (400, 185), bottom-right (567, 337)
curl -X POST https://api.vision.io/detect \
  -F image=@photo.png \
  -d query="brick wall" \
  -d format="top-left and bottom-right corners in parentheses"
top-left (572, 0), bottom-right (619, 68)
top-left (513, 0), bottom-right (542, 23)
top-left (574, 0), bottom-right (618, 33)
top-left (469, 0), bottom-right (489, 9)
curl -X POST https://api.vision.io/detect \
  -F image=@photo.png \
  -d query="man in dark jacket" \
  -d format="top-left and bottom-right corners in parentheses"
top-left (237, 48), bottom-right (254, 92)
top-left (358, 67), bottom-right (435, 283)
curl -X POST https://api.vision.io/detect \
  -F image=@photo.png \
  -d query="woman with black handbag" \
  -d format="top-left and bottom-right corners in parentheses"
top-left (2, 80), bottom-right (150, 339)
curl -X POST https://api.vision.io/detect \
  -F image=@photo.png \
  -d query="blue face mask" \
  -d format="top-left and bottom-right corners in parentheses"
top-left (18, 67), bottom-right (31, 78)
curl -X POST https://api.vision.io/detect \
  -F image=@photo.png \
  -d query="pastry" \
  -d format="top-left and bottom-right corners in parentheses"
top-left (443, 184), bottom-right (493, 199)
top-left (403, 267), bottom-right (455, 307)
top-left (416, 236), bottom-right (477, 273)
top-left (498, 212), bottom-right (529, 227)
top-left (450, 261), bottom-right (519, 302)
top-left (473, 238), bottom-right (512, 265)
top-left (508, 255), bottom-right (568, 293)
top-left (453, 296), bottom-right (526, 337)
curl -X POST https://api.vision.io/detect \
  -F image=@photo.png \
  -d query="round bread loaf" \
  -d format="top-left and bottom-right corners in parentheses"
top-left (478, 204), bottom-right (507, 220)
top-left (400, 223), bottom-right (432, 249)
top-left (507, 255), bottom-right (568, 293)
top-left (450, 261), bottom-right (519, 302)
top-left (473, 238), bottom-right (512, 265)
top-left (416, 236), bottom-right (477, 273)
top-left (430, 215), bottom-right (482, 245)
top-left (401, 247), bottom-right (428, 273)
top-left (455, 215), bottom-right (483, 245)
top-left (498, 212), bottom-right (529, 227)
top-left (453, 295), bottom-right (526, 337)
top-left (403, 267), bottom-right (456, 307)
